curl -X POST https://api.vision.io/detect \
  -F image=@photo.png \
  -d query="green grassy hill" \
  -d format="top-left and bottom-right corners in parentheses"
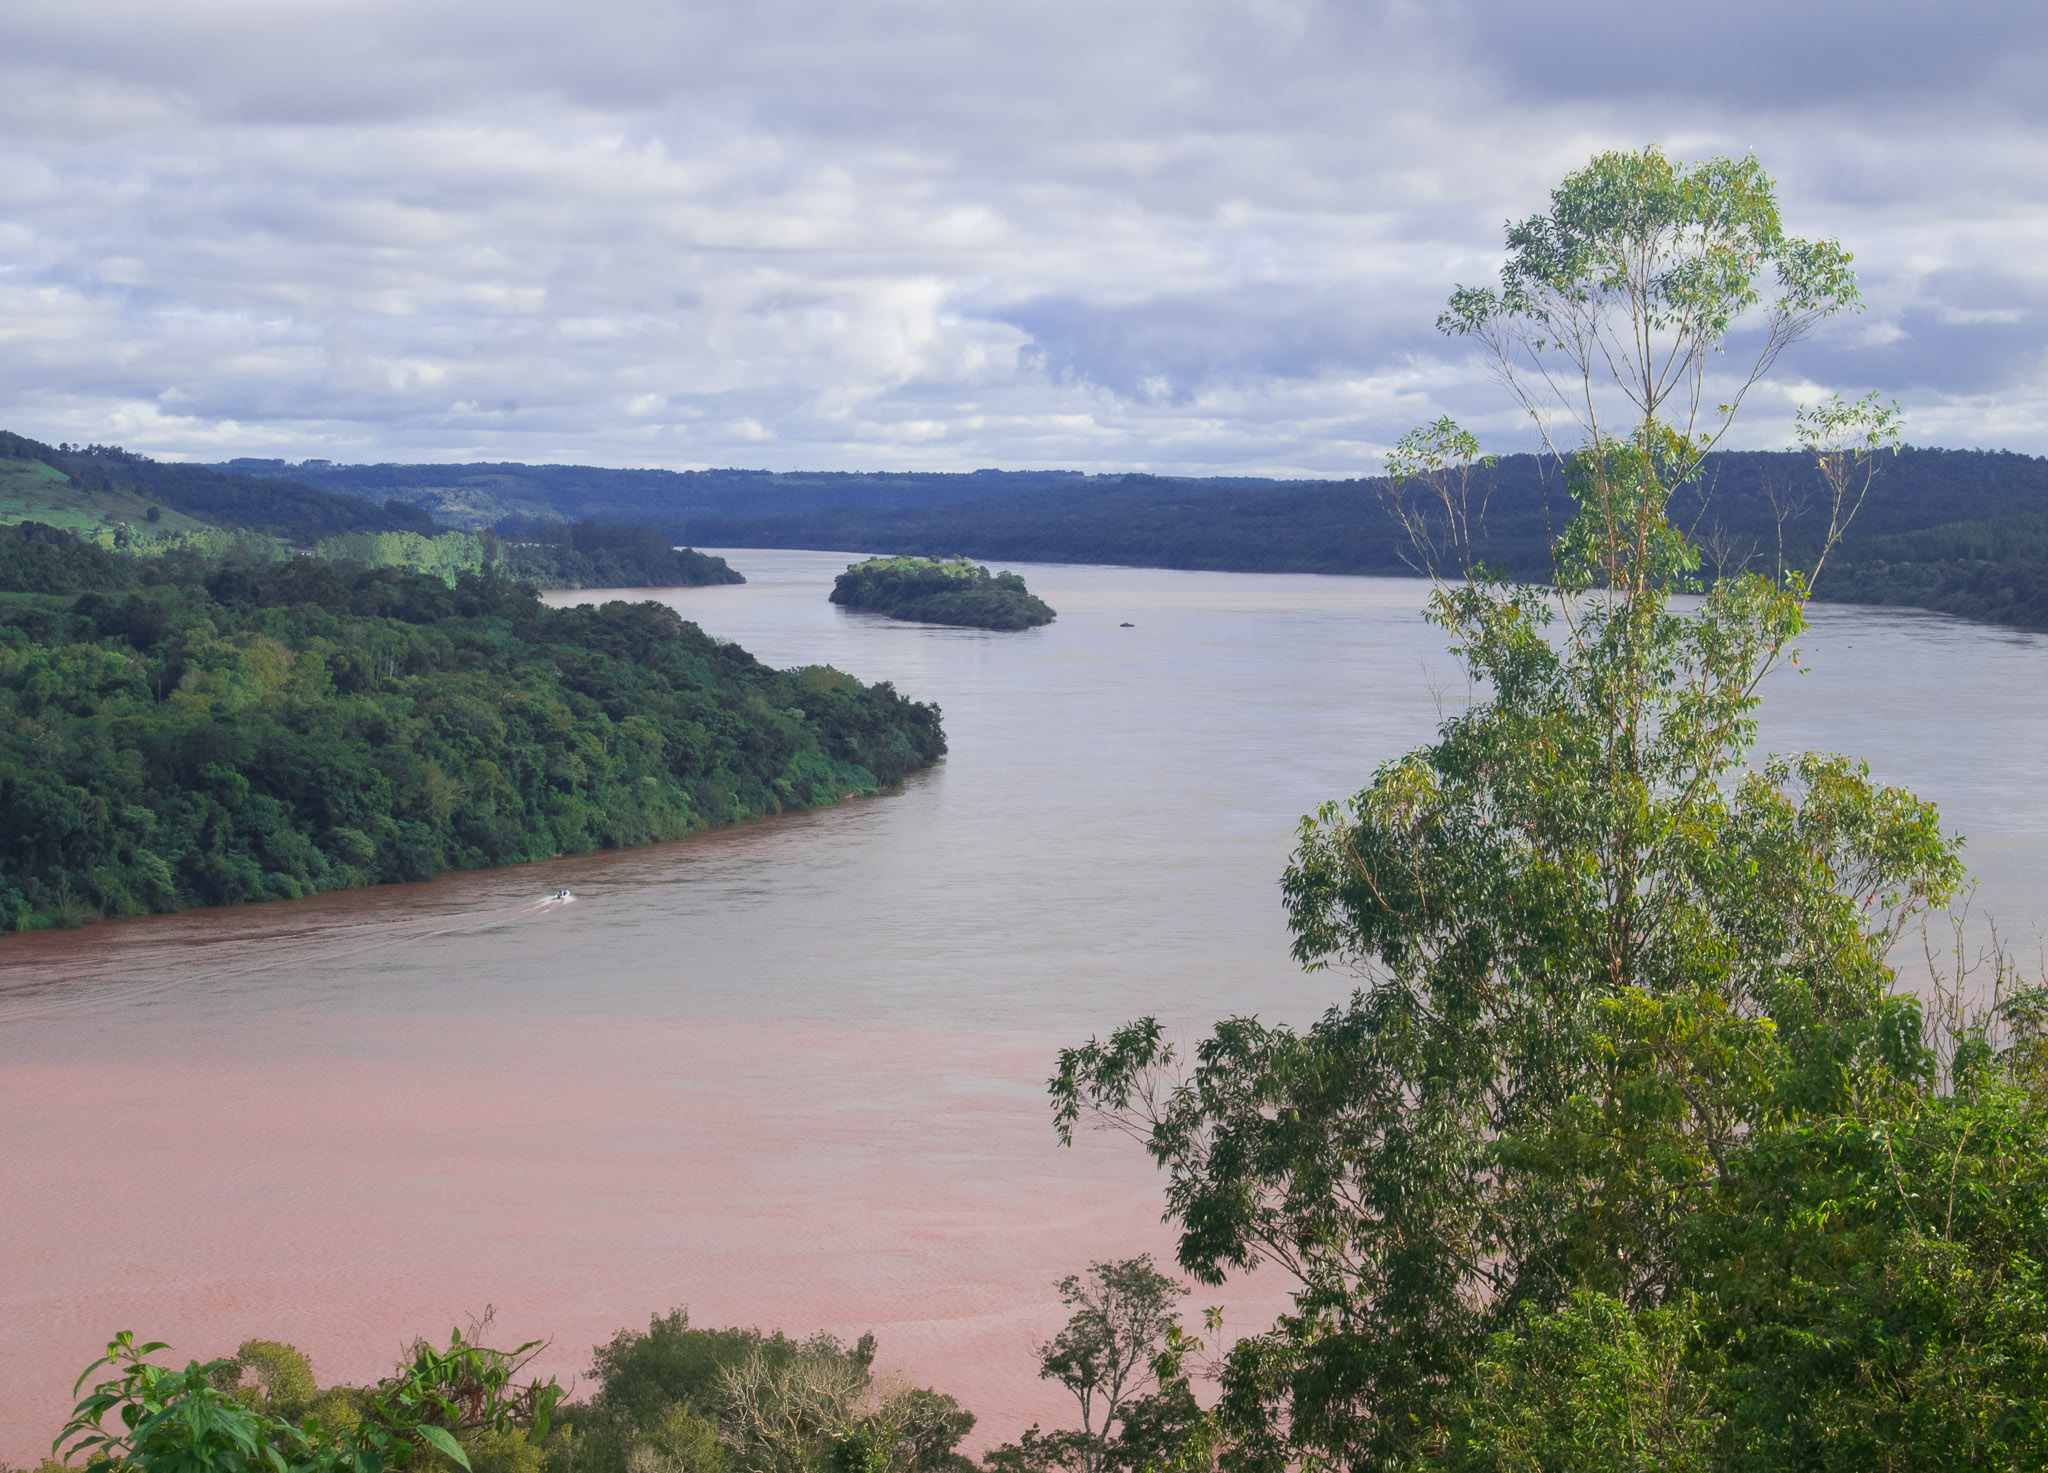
top-left (0, 429), bottom-right (437, 546)
top-left (0, 456), bottom-right (213, 537)
top-left (0, 433), bottom-right (743, 591)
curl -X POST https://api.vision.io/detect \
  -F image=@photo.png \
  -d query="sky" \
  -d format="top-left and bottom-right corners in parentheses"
top-left (1, 0), bottom-right (2043, 475)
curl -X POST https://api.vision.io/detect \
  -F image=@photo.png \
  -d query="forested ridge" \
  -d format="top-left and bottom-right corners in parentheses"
top-left (686, 446), bottom-right (2048, 628)
top-left (211, 457), bottom-right (1130, 535)
top-left (108, 427), bottom-right (2048, 631)
top-left (1827, 510), bottom-right (2048, 627)
top-left (492, 519), bottom-right (745, 589)
top-left (0, 524), bottom-right (942, 934)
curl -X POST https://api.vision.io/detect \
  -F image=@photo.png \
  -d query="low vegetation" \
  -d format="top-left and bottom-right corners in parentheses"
top-left (22, 1314), bottom-right (972, 1473)
top-left (829, 558), bottom-right (1054, 631)
top-left (0, 524), bottom-right (941, 933)
top-left (20, 1257), bottom-right (1207, 1473)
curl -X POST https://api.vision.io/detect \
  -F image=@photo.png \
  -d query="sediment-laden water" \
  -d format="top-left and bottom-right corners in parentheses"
top-left (4, 551), bottom-right (2044, 1454)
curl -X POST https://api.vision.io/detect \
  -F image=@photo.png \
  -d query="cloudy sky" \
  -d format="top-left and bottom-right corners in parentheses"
top-left (2, 0), bottom-right (2043, 474)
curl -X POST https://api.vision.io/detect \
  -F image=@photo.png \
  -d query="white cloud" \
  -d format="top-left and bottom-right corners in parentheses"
top-left (0, 0), bottom-right (2043, 470)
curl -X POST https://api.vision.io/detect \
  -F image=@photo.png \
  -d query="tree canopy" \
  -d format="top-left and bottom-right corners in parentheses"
top-left (0, 525), bottom-right (941, 933)
top-left (1052, 149), bottom-right (2046, 1472)
top-left (829, 558), bottom-right (1054, 631)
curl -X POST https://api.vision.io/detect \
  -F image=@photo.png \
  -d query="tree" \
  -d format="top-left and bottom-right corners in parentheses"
top-left (1037, 1258), bottom-right (1185, 1473)
top-left (1051, 149), bottom-right (1962, 1472)
top-left (715, 1335), bottom-right (875, 1473)
top-left (983, 1259), bottom-right (1207, 1473)
top-left (1438, 146), bottom-right (1857, 490)
top-left (712, 1331), bottom-right (973, 1473)
top-left (1447, 1291), bottom-right (1717, 1473)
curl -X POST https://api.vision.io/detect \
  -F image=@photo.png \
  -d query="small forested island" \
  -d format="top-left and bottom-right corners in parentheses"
top-left (829, 556), bottom-right (1054, 630)
top-left (0, 524), bottom-right (943, 933)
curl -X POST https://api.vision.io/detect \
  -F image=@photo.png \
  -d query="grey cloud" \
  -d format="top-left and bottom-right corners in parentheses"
top-left (1441, 0), bottom-right (2048, 118)
top-left (1000, 284), bottom-right (1440, 401)
top-left (0, 0), bottom-right (2044, 469)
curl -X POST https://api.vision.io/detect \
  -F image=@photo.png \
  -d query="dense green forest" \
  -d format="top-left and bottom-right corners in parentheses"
top-left (830, 558), bottom-right (1055, 630)
top-left (687, 447), bottom-right (2048, 630)
top-left (1826, 511), bottom-right (2048, 628)
top-left (493, 520), bottom-right (745, 589)
top-left (0, 524), bottom-right (941, 934)
top-left (209, 458), bottom-right (1151, 536)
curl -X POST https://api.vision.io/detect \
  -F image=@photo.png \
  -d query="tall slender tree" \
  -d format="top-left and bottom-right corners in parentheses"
top-left (1052, 148), bottom-right (1958, 1471)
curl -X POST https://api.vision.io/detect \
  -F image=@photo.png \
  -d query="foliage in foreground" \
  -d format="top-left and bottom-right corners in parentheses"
top-left (49, 1328), bottom-right (561, 1473)
top-left (29, 1312), bottom-right (981, 1473)
top-left (829, 559), bottom-right (1054, 631)
top-left (0, 525), bottom-right (942, 932)
top-left (1052, 146), bottom-right (2048, 1472)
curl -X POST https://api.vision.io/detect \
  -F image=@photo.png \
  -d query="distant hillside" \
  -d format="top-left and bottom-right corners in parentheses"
top-left (205, 459), bottom-right (1212, 533)
top-left (1828, 511), bottom-right (2048, 630)
top-left (1, 431), bottom-right (435, 544)
top-left (681, 448), bottom-right (2048, 629)
top-left (0, 433), bottom-right (743, 591)
top-left (122, 437), bottom-right (2048, 632)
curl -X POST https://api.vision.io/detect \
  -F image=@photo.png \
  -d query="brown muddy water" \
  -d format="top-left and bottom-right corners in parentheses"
top-left (4, 550), bottom-right (2046, 1454)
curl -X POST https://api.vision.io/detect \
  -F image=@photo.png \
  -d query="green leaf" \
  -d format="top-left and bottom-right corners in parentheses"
top-left (414, 1423), bottom-right (471, 1469)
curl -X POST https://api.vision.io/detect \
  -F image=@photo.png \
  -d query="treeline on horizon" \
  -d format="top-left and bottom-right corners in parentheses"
top-left (681, 447), bottom-right (2048, 630)
top-left (85, 429), bottom-right (2048, 631)
top-left (7, 433), bottom-right (441, 545)
top-left (212, 456), bottom-right (1143, 533)
top-left (0, 523), bottom-right (942, 934)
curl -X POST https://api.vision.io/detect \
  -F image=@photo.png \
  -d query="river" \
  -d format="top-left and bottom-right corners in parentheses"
top-left (3, 550), bottom-right (2045, 1454)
